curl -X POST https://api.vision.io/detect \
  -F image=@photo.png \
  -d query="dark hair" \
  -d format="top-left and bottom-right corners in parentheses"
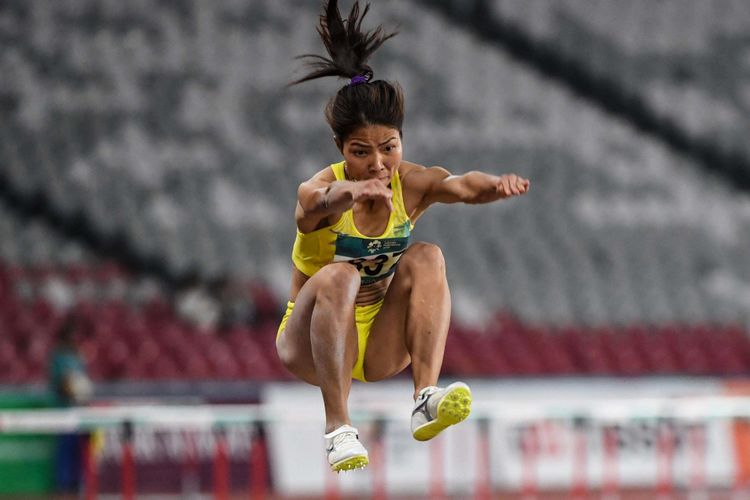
top-left (56, 314), bottom-right (78, 345)
top-left (292, 0), bottom-right (405, 145)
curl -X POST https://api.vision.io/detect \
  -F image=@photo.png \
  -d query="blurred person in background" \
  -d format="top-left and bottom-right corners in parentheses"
top-left (48, 314), bottom-right (93, 494)
top-left (248, 281), bottom-right (282, 327)
top-left (175, 271), bottom-right (222, 332)
top-left (276, 0), bottom-right (530, 472)
top-left (214, 275), bottom-right (257, 332)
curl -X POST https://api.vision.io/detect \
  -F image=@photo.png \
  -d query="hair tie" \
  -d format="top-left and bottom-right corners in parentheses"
top-left (348, 70), bottom-right (373, 86)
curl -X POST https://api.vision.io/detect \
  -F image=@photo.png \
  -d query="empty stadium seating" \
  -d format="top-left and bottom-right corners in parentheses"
top-left (0, 260), bottom-right (291, 384)
top-left (0, 0), bottom-right (748, 384)
top-left (490, 0), bottom-right (750, 158)
top-left (2, 257), bottom-right (749, 384)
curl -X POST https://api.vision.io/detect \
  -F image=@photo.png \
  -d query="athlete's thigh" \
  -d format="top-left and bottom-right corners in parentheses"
top-left (276, 283), bottom-right (320, 384)
top-left (362, 272), bottom-right (412, 381)
top-left (276, 264), bottom-right (359, 385)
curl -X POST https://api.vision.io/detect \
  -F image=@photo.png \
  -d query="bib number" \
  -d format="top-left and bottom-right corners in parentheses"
top-left (347, 250), bottom-right (407, 277)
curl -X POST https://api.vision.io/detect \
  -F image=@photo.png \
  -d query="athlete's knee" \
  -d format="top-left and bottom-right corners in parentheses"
top-left (276, 341), bottom-right (295, 371)
top-left (314, 262), bottom-right (361, 302)
top-left (402, 242), bottom-right (446, 275)
top-left (276, 341), bottom-right (318, 385)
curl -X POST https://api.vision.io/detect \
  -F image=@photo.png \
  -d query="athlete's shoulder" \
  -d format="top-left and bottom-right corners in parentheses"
top-left (398, 160), bottom-right (426, 177)
top-left (306, 164), bottom-right (338, 184)
top-left (298, 165), bottom-right (338, 196)
top-left (399, 161), bottom-right (451, 189)
top-left (398, 160), bottom-right (428, 186)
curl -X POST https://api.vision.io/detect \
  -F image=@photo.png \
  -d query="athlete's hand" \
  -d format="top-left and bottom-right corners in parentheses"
top-left (495, 174), bottom-right (529, 199)
top-left (350, 179), bottom-right (394, 211)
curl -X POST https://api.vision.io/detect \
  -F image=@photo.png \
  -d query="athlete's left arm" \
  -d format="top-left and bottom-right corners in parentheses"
top-left (401, 162), bottom-right (530, 220)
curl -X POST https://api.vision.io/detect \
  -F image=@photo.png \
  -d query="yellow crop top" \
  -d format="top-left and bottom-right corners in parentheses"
top-left (292, 161), bottom-right (414, 285)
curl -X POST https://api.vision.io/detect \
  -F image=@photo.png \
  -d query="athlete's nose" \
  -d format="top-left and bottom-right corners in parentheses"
top-left (370, 153), bottom-right (386, 174)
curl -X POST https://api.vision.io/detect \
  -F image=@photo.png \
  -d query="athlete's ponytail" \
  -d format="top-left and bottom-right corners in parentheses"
top-left (293, 0), bottom-right (405, 146)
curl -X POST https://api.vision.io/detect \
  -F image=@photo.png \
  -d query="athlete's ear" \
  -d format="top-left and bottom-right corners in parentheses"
top-left (333, 135), bottom-right (342, 152)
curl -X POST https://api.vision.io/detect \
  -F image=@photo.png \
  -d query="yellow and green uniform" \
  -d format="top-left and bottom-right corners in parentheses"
top-left (278, 161), bottom-right (414, 381)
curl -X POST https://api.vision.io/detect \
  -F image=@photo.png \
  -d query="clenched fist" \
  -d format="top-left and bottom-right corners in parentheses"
top-left (496, 174), bottom-right (530, 198)
top-left (350, 179), bottom-right (394, 211)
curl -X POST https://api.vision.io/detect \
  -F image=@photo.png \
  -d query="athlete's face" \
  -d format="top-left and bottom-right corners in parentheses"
top-left (339, 125), bottom-right (402, 185)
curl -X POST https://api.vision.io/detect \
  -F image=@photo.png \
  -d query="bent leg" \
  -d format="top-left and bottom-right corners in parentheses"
top-left (276, 263), bottom-right (361, 432)
top-left (364, 242), bottom-right (451, 399)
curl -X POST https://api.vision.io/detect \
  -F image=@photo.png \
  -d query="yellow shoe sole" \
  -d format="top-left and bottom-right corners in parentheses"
top-left (412, 385), bottom-right (472, 441)
top-left (331, 454), bottom-right (369, 472)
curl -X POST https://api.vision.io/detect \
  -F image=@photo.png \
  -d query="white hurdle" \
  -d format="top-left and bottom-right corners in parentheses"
top-left (2, 396), bottom-right (750, 498)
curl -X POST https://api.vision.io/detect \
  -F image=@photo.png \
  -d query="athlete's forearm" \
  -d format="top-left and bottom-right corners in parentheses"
top-left (455, 171), bottom-right (530, 204)
top-left (321, 181), bottom-right (357, 212)
top-left (300, 180), bottom-right (356, 215)
top-left (456, 171), bottom-right (504, 204)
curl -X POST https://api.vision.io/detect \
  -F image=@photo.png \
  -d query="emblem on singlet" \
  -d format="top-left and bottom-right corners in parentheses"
top-left (332, 222), bottom-right (411, 284)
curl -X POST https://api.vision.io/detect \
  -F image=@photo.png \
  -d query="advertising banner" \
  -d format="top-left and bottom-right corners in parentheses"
top-left (0, 393), bottom-right (56, 494)
top-left (262, 377), bottom-right (733, 496)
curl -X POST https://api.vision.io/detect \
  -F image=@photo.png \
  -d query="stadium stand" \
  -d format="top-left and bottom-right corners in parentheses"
top-left (0, 259), bottom-right (289, 383)
top-left (487, 0), bottom-right (750, 179)
top-left (0, 0), bottom-right (749, 387)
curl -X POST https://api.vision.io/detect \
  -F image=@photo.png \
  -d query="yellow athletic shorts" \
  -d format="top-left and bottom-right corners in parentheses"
top-left (276, 299), bottom-right (384, 382)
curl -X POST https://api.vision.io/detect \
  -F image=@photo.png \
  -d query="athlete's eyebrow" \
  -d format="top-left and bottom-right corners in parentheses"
top-left (348, 140), bottom-right (371, 147)
top-left (379, 136), bottom-right (398, 146)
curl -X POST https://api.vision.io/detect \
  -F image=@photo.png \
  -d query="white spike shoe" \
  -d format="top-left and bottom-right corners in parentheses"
top-left (411, 381), bottom-right (472, 441)
top-left (325, 424), bottom-right (369, 472)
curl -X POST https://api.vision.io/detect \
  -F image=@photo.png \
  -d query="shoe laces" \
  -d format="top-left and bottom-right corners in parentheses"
top-left (332, 430), bottom-right (358, 450)
top-left (418, 386), bottom-right (439, 401)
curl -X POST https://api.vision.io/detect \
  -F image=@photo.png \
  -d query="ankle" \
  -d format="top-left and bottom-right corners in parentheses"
top-left (414, 385), bottom-right (438, 401)
top-left (325, 421), bottom-right (351, 434)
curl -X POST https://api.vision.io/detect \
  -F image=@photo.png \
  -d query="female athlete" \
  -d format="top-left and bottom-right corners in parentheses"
top-left (276, 0), bottom-right (530, 472)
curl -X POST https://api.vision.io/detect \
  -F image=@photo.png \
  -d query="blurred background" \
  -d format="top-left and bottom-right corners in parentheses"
top-left (1, 0), bottom-right (750, 498)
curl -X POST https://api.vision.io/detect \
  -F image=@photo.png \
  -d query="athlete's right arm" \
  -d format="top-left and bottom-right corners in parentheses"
top-left (296, 168), bottom-right (393, 233)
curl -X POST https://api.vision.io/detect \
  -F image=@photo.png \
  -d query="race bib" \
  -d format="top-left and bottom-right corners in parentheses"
top-left (332, 225), bottom-right (410, 284)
